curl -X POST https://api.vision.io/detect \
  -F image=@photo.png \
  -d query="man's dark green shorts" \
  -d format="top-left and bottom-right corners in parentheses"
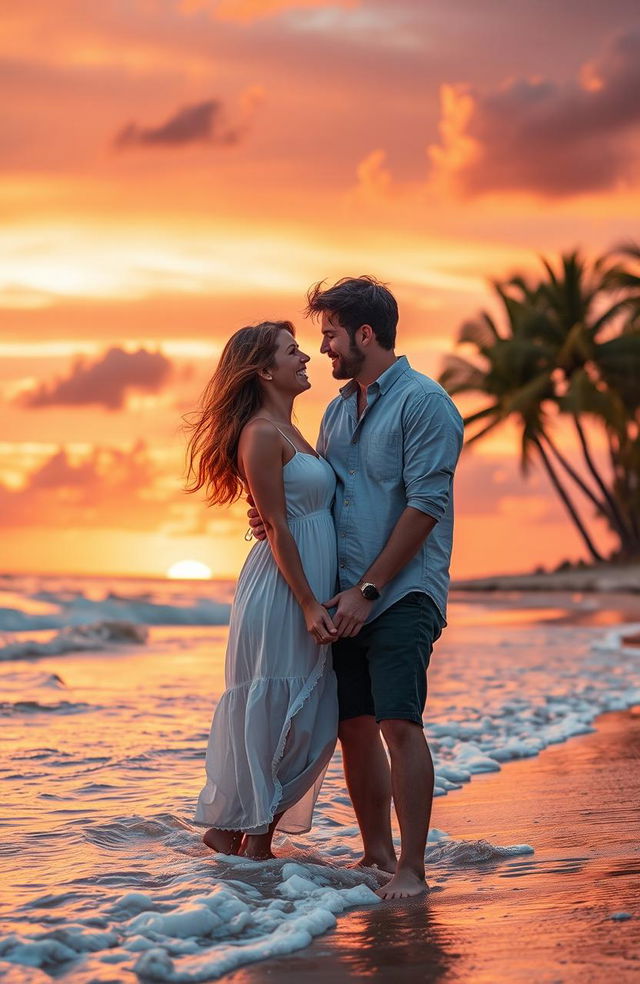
top-left (332, 591), bottom-right (444, 728)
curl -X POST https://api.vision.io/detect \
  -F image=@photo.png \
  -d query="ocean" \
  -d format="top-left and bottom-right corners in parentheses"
top-left (1, 572), bottom-right (639, 982)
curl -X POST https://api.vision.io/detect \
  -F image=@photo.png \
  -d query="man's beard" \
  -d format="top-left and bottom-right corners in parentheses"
top-left (332, 344), bottom-right (365, 380)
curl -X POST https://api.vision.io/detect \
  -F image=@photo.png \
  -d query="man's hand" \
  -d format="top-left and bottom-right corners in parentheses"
top-left (322, 586), bottom-right (372, 638)
top-left (246, 493), bottom-right (267, 541)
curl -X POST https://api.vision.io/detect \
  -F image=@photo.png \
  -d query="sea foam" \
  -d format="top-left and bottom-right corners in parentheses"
top-left (0, 831), bottom-right (532, 982)
top-left (0, 620), bottom-right (148, 660)
top-left (426, 621), bottom-right (640, 797)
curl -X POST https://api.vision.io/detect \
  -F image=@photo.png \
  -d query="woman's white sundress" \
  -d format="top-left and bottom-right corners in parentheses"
top-left (195, 433), bottom-right (339, 835)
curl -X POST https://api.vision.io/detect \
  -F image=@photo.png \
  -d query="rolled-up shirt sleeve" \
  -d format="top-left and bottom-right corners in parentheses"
top-left (402, 393), bottom-right (464, 521)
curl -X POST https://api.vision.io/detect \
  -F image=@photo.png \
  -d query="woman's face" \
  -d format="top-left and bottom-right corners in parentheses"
top-left (268, 330), bottom-right (311, 393)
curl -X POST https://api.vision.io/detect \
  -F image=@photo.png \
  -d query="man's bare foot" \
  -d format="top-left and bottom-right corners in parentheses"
top-left (376, 867), bottom-right (428, 900)
top-left (349, 855), bottom-right (397, 876)
top-left (202, 828), bottom-right (243, 855)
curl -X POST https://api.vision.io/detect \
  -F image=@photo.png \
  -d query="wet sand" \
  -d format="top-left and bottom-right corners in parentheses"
top-left (229, 705), bottom-right (640, 983)
top-left (450, 589), bottom-right (640, 628)
top-left (453, 564), bottom-right (640, 594)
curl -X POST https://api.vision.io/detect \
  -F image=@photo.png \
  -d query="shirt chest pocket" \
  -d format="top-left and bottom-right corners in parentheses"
top-left (365, 431), bottom-right (403, 482)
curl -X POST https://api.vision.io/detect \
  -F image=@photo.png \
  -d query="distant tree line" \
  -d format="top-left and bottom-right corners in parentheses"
top-left (439, 245), bottom-right (640, 563)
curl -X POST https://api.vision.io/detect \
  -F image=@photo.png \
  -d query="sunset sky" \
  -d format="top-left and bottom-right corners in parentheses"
top-left (2, 0), bottom-right (639, 579)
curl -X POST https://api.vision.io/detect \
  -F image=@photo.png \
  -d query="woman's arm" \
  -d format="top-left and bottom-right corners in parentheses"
top-left (238, 420), bottom-right (336, 645)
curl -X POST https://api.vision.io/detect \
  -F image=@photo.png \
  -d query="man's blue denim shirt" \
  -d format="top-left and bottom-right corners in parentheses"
top-left (317, 356), bottom-right (464, 624)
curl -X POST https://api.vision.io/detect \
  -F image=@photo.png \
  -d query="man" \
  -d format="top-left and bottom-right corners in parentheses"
top-left (251, 276), bottom-right (463, 899)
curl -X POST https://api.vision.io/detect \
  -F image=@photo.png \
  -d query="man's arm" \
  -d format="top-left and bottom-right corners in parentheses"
top-left (324, 507), bottom-right (437, 637)
top-left (325, 393), bottom-right (463, 638)
top-left (361, 507), bottom-right (437, 589)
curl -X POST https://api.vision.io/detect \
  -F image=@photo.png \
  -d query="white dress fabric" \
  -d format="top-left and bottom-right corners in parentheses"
top-left (195, 440), bottom-right (339, 835)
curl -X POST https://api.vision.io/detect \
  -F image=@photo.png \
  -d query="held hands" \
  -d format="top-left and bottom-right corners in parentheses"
top-left (322, 586), bottom-right (372, 639)
top-left (303, 599), bottom-right (338, 645)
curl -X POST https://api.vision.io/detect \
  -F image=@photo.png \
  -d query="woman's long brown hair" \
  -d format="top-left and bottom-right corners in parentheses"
top-left (184, 320), bottom-right (294, 505)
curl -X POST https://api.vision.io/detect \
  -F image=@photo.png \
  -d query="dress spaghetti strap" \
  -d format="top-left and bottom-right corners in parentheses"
top-left (253, 418), bottom-right (299, 454)
top-left (273, 426), bottom-right (299, 454)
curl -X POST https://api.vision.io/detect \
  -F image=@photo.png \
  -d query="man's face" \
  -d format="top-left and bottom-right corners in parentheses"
top-left (319, 312), bottom-right (365, 380)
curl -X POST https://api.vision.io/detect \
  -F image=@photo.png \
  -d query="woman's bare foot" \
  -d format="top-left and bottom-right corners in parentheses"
top-left (349, 855), bottom-right (397, 877)
top-left (241, 833), bottom-right (275, 860)
top-left (202, 828), bottom-right (243, 855)
top-left (376, 867), bottom-right (428, 900)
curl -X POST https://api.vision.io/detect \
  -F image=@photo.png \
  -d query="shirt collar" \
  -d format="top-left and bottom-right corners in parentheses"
top-left (338, 355), bottom-right (409, 400)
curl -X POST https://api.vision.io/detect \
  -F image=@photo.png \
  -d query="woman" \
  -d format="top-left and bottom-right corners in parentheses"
top-left (185, 321), bottom-right (338, 860)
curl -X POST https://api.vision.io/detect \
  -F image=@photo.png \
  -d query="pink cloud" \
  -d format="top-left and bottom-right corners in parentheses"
top-left (18, 347), bottom-right (174, 411)
top-left (114, 88), bottom-right (264, 150)
top-left (429, 29), bottom-right (640, 198)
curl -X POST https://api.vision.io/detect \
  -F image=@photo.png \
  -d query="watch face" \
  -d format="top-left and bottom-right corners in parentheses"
top-left (361, 583), bottom-right (380, 601)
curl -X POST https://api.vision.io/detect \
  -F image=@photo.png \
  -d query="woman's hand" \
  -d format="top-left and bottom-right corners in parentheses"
top-left (302, 600), bottom-right (338, 645)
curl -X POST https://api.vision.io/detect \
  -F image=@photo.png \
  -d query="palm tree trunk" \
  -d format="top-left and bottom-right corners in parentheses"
top-left (572, 416), bottom-right (635, 548)
top-left (533, 437), bottom-right (605, 563)
top-left (541, 432), bottom-right (611, 517)
top-left (607, 432), bottom-right (640, 546)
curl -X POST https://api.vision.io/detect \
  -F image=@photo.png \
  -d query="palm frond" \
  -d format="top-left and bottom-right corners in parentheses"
top-left (438, 355), bottom-right (488, 395)
top-left (456, 314), bottom-right (501, 350)
top-left (463, 404), bottom-right (500, 427)
top-left (464, 417), bottom-right (504, 446)
top-left (540, 256), bottom-right (558, 286)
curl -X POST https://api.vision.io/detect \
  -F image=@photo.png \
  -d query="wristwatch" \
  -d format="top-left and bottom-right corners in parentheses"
top-left (359, 581), bottom-right (381, 601)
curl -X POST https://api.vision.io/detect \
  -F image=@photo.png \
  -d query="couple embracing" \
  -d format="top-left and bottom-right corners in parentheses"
top-left (187, 276), bottom-right (463, 900)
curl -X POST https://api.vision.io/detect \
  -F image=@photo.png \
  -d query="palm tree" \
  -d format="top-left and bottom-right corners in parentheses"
top-left (533, 251), bottom-right (640, 553)
top-left (440, 248), bottom-right (640, 563)
top-left (601, 244), bottom-right (640, 546)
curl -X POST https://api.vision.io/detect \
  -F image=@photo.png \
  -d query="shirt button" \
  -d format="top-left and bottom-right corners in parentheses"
top-left (340, 563), bottom-right (345, 569)
top-left (348, 470), bottom-right (355, 476)
top-left (344, 499), bottom-right (350, 505)
top-left (340, 531), bottom-right (346, 537)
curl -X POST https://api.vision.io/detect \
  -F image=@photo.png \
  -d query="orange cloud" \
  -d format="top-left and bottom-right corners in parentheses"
top-left (180, 0), bottom-right (358, 23)
top-left (429, 29), bottom-right (640, 198)
top-left (0, 442), bottom-right (175, 530)
top-left (354, 149), bottom-right (393, 200)
top-left (428, 84), bottom-right (479, 194)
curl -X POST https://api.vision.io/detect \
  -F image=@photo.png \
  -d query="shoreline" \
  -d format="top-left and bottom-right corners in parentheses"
top-left (228, 704), bottom-right (640, 983)
top-left (452, 562), bottom-right (640, 595)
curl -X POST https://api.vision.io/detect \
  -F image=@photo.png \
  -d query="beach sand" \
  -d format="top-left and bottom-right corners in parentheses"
top-left (453, 562), bottom-right (640, 595)
top-left (228, 704), bottom-right (640, 984)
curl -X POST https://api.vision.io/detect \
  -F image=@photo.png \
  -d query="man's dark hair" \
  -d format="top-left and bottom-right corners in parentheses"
top-left (305, 276), bottom-right (398, 350)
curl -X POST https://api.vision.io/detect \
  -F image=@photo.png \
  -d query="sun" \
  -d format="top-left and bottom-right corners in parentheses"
top-left (166, 560), bottom-right (212, 580)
